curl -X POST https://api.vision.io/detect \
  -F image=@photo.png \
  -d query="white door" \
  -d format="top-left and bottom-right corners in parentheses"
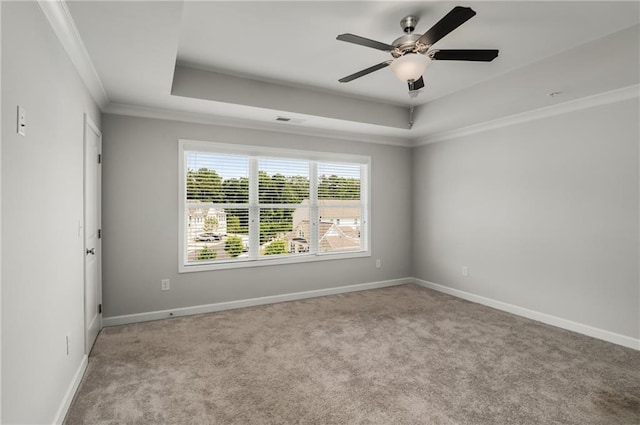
top-left (84, 114), bottom-right (102, 354)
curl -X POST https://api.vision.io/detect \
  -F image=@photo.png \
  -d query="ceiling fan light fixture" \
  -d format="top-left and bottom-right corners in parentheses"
top-left (389, 53), bottom-right (430, 82)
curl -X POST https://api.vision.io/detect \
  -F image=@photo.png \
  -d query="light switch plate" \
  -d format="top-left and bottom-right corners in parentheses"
top-left (17, 106), bottom-right (26, 136)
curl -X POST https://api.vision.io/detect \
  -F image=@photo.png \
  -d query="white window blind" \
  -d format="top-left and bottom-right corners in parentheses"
top-left (258, 158), bottom-right (310, 258)
top-left (179, 140), bottom-right (370, 272)
top-left (317, 162), bottom-right (363, 253)
top-left (185, 152), bottom-right (249, 263)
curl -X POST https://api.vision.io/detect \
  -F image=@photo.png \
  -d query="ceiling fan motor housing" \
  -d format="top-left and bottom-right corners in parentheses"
top-left (391, 33), bottom-right (428, 57)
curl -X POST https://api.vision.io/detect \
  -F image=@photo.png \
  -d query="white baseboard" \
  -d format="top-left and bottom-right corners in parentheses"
top-left (53, 354), bottom-right (88, 425)
top-left (103, 278), bottom-right (412, 327)
top-left (413, 278), bottom-right (640, 351)
top-left (103, 277), bottom-right (639, 350)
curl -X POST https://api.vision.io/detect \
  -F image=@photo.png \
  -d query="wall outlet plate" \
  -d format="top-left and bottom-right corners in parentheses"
top-left (161, 279), bottom-right (170, 291)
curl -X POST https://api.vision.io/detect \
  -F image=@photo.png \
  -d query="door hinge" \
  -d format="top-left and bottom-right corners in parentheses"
top-left (98, 229), bottom-right (102, 239)
top-left (97, 154), bottom-right (102, 164)
top-left (98, 304), bottom-right (102, 314)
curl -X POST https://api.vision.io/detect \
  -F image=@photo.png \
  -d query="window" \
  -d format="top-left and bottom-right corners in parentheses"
top-left (179, 140), bottom-right (370, 272)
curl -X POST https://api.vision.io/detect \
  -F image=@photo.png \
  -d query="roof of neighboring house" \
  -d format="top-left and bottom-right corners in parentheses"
top-left (339, 226), bottom-right (360, 239)
top-left (187, 207), bottom-right (226, 218)
top-left (286, 220), bottom-right (360, 252)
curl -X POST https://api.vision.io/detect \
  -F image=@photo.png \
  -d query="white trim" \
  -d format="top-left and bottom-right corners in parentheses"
top-left (309, 161), bottom-right (319, 254)
top-left (179, 139), bottom-right (372, 163)
top-left (105, 103), bottom-right (412, 147)
top-left (0, 4), bottom-right (3, 421)
top-left (415, 84), bottom-right (640, 146)
top-left (180, 250), bottom-right (370, 273)
top-left (102, 278), bottom-right (412, 327)
top-left (178, 139), bottom-right (371, 273)
top-left (83, 114), bottom-right (103, 355)
top-left (413, 278), bottom-right (640, 351)
top-left (248, 158), bottom-right (260, 259)
top-left (52, 355), bottom-right (88, 425)
top-left (85, 114), bottom-right (101, 138)
top-left (37, 0), bottom-right (109, 108)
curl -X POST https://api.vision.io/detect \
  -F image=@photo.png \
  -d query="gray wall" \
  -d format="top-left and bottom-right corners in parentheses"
top-left (101, 114), bottom-right (413, 318)
top-left (1, 2), bottom-right (101, 423)
top-left (412, 98), bottom-right (639, 339)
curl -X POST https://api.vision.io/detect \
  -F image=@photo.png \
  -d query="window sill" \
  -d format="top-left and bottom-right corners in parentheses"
top-left (179, 250), bottom-right (370, 273)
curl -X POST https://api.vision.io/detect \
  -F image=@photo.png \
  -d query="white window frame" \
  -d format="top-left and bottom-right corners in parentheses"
top-left (178, 139), bottom-right (371, 273)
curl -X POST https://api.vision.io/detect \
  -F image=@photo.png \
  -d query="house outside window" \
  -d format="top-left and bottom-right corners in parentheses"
top-left (179, 140), bottom-right (370, 272)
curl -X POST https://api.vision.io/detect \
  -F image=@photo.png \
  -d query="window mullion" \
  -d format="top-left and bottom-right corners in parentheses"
top-left (309, 161), bottom-right (318, 254)
top-left (361, 163), bottom-right (369, 251)
top-left (249, 157), bottom-right (259, 259)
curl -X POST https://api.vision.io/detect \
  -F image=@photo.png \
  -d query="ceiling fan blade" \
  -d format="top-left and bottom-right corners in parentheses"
top-left (339, 61), bottom-right (391, 83)
top-left (408, 76), bottom-right (425, 91)
top-left (337, 33), bottom-right (395, 52)
top-left (431, 49), bottom-right (499, 61)
top-left (416, 6), bottom-right (476, 47)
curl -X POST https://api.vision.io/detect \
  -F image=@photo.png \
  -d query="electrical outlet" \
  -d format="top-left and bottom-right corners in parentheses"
top-left (462, 266), bottom-right (469, 277)
top-left (161, 279), bottom-right (170, 291)
top-left (375, 259), bottom-right (381, 268)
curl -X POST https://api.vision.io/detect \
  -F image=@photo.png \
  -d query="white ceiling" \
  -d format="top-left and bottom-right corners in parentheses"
top-left (66, 1), bottom-right (640, 144)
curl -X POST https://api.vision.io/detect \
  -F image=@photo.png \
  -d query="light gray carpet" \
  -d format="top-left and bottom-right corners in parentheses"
top-left (65, 284), bottom-right (640, 424)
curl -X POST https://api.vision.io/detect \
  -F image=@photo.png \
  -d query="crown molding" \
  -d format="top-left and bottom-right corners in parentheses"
top-left (37, 0), bottom-right (109, 108)
top-left (104, 102), bottom-right (414, 147)
top-left (414, 84), bottom-right (640, 146)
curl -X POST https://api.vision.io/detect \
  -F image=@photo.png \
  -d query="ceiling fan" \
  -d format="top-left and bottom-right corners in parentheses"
top-left (337, 6), bottom-right (499, 92)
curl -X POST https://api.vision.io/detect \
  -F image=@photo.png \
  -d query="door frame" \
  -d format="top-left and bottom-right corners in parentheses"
top-left (83, 113), bottom-right (102, 354)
